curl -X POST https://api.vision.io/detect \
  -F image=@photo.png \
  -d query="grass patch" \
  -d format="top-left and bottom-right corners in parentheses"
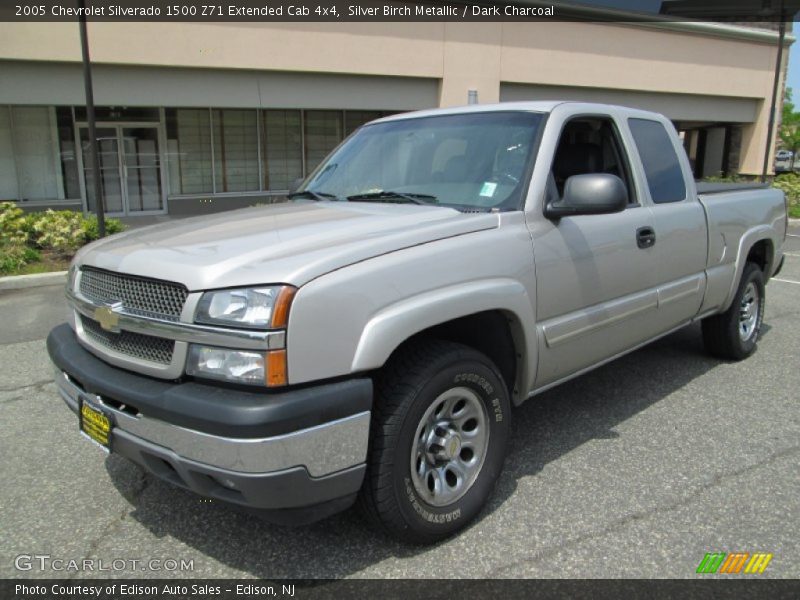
top-left (11, 251), bottom-right (71, 275)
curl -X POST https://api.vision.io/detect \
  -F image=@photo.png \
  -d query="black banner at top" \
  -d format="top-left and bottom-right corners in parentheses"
top-left (1, 0), bottom-right (799, 22)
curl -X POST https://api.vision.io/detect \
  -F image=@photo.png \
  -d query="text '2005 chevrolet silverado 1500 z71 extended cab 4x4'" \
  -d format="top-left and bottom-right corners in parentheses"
top-left (48, 102), bottom-right (787, 543)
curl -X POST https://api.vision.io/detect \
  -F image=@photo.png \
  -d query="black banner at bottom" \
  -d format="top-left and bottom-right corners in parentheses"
top-left (3, 579), bottom-right (800, 600)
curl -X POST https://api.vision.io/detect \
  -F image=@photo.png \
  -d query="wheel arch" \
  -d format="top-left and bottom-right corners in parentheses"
top-left (720, 227), bottom-right (777, 312)
top-left (351, 279), bottom-right (535, 404)
top-left (745, 238), bottom-right (774, 274)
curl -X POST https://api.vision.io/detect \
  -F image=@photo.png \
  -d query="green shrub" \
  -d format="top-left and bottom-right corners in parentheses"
top-left (0, 203), bottom-right (127, 273)
top-left (701, 174), bottom-right (747, 183)
top-left (30, 210), bottom-right (87, 256)
top-left (773, 173), bottom-right (800, 218)
top-left (82, 214), bottom-right (125, 241)
top-left (0, 240), bottom-right (40, 275)
top-left (0, 201), bottom-right (30, 244)
top-left (773, 173), bottom-right (800, 203)
top-left (21, 210), bottom-right (126, 257)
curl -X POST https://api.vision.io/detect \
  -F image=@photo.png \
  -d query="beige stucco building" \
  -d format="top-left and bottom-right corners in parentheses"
top-left (0, 15), bottom-right (791, 216)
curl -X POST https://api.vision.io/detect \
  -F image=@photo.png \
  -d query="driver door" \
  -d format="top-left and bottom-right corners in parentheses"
top-left (529, 113), bottom-right (661, 390)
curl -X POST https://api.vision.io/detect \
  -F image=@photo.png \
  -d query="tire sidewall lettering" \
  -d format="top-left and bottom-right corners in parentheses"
top-left (453, 372), bottom-right (504, 422)
top-left (404, 477), bottom-right (462, 524)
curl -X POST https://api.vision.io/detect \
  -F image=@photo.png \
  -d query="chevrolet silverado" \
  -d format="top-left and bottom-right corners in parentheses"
top-left (48, 102), bottom-right (788, 543)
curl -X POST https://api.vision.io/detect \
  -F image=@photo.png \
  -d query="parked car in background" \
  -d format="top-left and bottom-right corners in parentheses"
top-left (775, 149), bottom-right (794, 173)
top-left (48, 102), bottom-right (787, 543)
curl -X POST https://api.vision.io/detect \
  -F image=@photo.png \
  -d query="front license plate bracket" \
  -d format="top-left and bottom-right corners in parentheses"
top-left (79, 394), bottom-right (113, 452)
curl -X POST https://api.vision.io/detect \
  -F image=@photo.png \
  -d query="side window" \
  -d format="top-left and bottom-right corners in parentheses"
top-left (628, 118), bottom-right (687, 204)
top-left (550, 117), bottom-right (635, 204)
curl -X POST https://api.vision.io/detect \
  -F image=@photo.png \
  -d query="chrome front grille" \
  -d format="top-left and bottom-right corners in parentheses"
top-left (81, 315), bottom-right (175, 365)
top-left (79, 267), bottom-right (188, 321)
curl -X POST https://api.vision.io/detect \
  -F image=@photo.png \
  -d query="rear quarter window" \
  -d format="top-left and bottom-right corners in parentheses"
top-left (628, 118), bottom-right (687, 204)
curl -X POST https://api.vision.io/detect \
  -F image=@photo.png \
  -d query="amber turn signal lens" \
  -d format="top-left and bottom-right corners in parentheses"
top-left (271, 286), bottom-right (297, 328)
top-left (266, 349), bottom-right (287, 387)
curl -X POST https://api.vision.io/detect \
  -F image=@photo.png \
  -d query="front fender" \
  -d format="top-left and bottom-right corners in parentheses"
top-left (285, 218), bottom-right (537, 388)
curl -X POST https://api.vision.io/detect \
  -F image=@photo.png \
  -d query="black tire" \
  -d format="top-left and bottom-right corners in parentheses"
top-left (702, 262), bottom-right (765, 360)
top-left (358, 339), bottom-right (511, 544)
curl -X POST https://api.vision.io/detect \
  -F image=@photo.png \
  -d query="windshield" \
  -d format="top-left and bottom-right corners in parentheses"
top-left (298, 111), bottom-right (543, 211)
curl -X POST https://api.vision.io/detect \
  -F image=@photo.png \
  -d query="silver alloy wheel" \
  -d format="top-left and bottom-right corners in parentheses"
top-left (738, 281), bottom-right (760, 341)
top-left (410, 386), bottom-right (490, 507)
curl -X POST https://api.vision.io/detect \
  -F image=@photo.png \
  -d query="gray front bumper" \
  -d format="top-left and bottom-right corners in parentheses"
top-left (56, 369), bottom-right (369, 477)
top-left (55, 368), bottom-right (369, 514)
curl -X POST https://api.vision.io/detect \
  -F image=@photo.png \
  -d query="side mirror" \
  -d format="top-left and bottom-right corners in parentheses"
top-left (545, 173), bottom-right (628, 218)
top-left (288, 177), bottom-right (304, 195)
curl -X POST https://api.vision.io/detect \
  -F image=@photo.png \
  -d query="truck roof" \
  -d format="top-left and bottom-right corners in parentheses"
top-left (374, 101), bottom-right (664, 123)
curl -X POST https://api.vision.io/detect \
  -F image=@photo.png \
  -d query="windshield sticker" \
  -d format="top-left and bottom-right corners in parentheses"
top-left (480, 182), bottom-right (498, 197)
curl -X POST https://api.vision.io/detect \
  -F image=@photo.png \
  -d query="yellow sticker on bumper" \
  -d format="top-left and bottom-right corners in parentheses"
top-left (80, 400), bottom-right (111, 449)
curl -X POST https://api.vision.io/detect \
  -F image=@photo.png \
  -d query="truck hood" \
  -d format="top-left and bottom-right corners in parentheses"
top-left (77, 201), bottom-right (498, 290)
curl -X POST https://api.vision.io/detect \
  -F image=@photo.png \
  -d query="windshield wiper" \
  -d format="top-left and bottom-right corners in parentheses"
top-left (346, 191), bottom-right (437, 205)
top-left (287, 190), bottom-right (339, 201)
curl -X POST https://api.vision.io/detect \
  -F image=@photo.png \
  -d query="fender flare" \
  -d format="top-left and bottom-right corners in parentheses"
top-left (350, 278), bottom-right (536, 397)
top-left (720, 225), bottom-right (777, 312)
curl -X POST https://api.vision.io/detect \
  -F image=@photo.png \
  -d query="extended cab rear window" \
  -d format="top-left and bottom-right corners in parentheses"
top-left (628, 118), bottom-right (687, 204)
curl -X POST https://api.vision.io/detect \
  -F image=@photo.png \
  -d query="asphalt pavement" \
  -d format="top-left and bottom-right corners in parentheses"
top-left (1, 227), bottom-right (798, 579)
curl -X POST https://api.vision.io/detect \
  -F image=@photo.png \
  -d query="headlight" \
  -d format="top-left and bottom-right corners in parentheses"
top-left (67, 264), bottom-right (79, 293)
top-left (195, 286), bottom-right (296, 329)
top-left (186, 345), bottom-right (288, 387)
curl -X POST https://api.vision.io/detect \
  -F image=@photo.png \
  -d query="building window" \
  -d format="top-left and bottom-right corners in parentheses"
top-left (262, 110), bottom-right (303, 191)
top-left (0, 106), bottom-right (62, 202)
top-left (56, 107), bottom-right (80, 200)
top-left (212, 109), bottom-right (260, 193)
top-left (162, 108), bottom-right (402, 197)
top-left (304, 110), bottom-right (343, 175)
top-left (74, 106), bottom-right (160, 122)
top-left (0, 107), bottom-right (15, 200)
top-left (165, 108), bottom-right (213, 195)
top-left (344, 111), bottom-right (384, 137)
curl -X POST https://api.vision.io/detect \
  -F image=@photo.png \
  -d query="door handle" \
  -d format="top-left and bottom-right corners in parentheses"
top-left (636, 226), bottom-right (656, 249)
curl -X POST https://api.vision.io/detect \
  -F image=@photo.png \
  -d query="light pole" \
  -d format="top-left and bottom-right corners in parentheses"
top-left (762, 4), bottom-right (787, 183)
top-left (78, 0), bottom-right (106, 238)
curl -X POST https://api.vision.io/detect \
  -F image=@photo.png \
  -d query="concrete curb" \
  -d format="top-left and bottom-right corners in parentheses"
top-left (0, 271), bottom-right (67, 291)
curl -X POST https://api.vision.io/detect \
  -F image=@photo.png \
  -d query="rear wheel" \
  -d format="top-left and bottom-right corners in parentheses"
top-left (359, 340), bottom-right (510, 544)
top-left (702, 262), bottom-right (765, 360)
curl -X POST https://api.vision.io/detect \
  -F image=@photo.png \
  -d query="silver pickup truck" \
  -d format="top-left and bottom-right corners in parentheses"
top-left (48, 102), bottom-right (787, 543)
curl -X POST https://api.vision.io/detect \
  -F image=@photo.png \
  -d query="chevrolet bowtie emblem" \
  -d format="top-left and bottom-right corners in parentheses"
top-left (94, 304), bottom-right (121, 332)
top-left (449, 439), bottom-right (459, 456)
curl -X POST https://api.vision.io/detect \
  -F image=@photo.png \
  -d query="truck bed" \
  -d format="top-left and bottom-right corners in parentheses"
top-left (697, 184), bottom-right (786, 314)
top-left (695, 182), bottom-right (769, 195)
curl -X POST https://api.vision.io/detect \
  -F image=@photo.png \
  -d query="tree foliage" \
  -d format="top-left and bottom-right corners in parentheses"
top-left (779, 88), bottom-right (800, 163)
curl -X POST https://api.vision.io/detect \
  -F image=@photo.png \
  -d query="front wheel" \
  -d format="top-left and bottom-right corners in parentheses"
top-left (702, 262), bottom-right (765, 360)
top-left (358, 340), bottom-right (511, 544)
